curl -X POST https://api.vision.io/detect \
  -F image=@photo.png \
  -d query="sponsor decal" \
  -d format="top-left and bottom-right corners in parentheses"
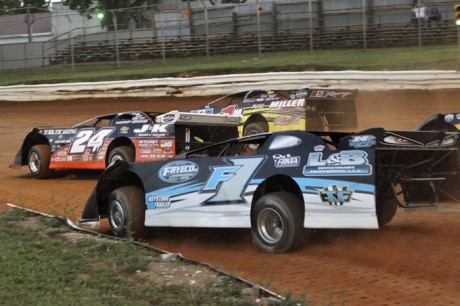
top-left (131, 113), bottom-right (149, 123)
top-left (273, 115), bottom-right (301, 126)
top-left (191, 109), bottom-right (213, 114)
top-left (348, 135), bottom-right (376, 148)
top-left (134, 124), bottom-right (169, 137)
top-left (161, 140), bottom-right (173, 147)
top-left (132, 119), bottom-right (148, 123)
top-left (140, 149), bottom-right (151, 154)
top-left (318, 185), bottom-right (353, 206)
top-left (146, 195), bottom-right (171, 209)
top-left (163, 113), bottom-right (176, 123)
top-left (269, 99), bottom-right (305, 108)
top-left (139, 140), bottom-right (158, 148)
top-left (120, 126), bottom-right (129, 134)
top-left (456, 114), bottom-right (460, 120)
top-left (115, 120), bottom-right (131, 124)
top-left (180, 115), bottom-right (192, 120)
top-left (445, 114), bottom-right (454, 122)
top-left (252, 103), bottom-right (265, 109)
top-left (311, 90), bottom-right (352, 98)
top-left (153, 148), bottom-right (163, 153)
top-left (314, 145), bottom-right (325, 152)
top-left (163, 148), bottom-right (173, 154)
top-left (42, 129), bottom-right (77, 136)
top-left (303, 150), bottom-right (371, 176)
top-left (159, 160), bottom-right (199, 183)
top-left (273, 154), bottom-right (300, 168)
top-left (54, 140), bottom-right (71, 144)
top-left (295, 90), bottom-right (308, 98)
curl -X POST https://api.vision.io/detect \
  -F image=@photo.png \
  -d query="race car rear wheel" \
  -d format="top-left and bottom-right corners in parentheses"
top-left (376, 181), bottom-right (398, 227)
top-left (108, 186), bottom-right (146, 239)
top-left (108, 146), bottom-right (135, 165)
top-left (243, 122), bottom-right (267, 153)
top-left (28, 145), bottom-right (54, 179)
top-left (251, 191), bottom-right (307, 253)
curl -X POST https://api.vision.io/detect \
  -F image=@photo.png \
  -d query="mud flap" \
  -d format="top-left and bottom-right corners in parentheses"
top-left (77, 187), bottom-right (100, 227)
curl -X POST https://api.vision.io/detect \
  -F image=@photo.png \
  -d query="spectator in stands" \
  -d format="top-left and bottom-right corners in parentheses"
top-left (427, 6), bottom-right (442, 25)
top-left (410, 3), bottom-right (426, 25)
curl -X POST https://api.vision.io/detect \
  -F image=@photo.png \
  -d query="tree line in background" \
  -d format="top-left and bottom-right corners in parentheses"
top-left (0, 0), bottom-right (161, 23)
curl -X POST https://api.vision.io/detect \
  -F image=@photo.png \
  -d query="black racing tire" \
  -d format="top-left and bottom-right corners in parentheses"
top-left (251, 191), bottom-right (307, 253)
top-left (28, 145), bottom-right (54, 179)
top-left (108, 186), bottom-right (146, 239)
top-left (243, 122), bottom-right (267, 153)
top-left (243, 122), bottom-right (267, 137)
top-left (376, 181), bottom-right (398, 227)
top-left (108, 146), bottom-right (135, 165)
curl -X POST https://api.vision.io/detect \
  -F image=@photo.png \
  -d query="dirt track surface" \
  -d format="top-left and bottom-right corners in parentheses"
top-left (2, 90), bottom-right (460, 305)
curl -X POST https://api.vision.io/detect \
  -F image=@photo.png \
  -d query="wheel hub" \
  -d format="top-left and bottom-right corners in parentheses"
top-left (109, 200), bottom-right (125, 232)
top-left (257, 208), bottom-right (284, 243)
top-left (29, 152), bottom-right (40, 173)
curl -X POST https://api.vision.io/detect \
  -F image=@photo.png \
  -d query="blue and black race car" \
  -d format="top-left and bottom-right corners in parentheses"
top-left (78, 126), bottom-right (460, 253)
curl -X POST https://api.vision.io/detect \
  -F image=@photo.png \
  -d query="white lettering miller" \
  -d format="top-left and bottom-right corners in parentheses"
top-left (269, 98), bottom-right (305, 108)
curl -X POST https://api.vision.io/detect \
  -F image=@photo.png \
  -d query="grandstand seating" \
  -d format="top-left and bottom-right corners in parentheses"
top-left (47, 20), bottom-right (457, 65)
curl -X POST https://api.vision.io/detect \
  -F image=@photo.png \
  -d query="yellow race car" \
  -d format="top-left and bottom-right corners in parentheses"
top-left (189, 88), bottom-right (358, 137)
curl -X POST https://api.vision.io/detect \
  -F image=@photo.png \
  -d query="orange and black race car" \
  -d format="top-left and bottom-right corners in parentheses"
top-left (10, 110), bottom-right (240, 179)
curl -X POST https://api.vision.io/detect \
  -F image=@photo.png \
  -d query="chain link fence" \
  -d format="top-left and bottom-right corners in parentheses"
top-left (1, 0), bottom-right (459, 70)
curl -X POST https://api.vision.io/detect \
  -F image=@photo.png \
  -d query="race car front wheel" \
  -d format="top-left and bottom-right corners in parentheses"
top-left (251, 191), bottom-right (307, 253)
top-left (108, 186), bottom-right (146, 239)
top-left (28, 145), bottom-right (54, 179)
top-left (108, 146), bottom-right (135, 165)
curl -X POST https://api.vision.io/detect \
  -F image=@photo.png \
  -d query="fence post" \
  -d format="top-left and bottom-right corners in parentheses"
top-left (309, 0), bottom-right (313, 54)
top-left (199, 0), bottom-right (210, 62)
top-left (256, 0), bottom-right (262, 58)
top-left (0, 45), bottom-right (3, 71)
top-left (66, 16), bottom-right (75, 71)
top-left (362, 0), bottom-right (367, 51)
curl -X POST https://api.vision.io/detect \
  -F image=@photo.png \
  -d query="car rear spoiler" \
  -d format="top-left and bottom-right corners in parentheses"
top-left (304, 89), bottom-right (359, 131)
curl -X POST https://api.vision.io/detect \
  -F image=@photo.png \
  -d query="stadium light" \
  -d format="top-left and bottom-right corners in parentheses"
top-left (454, 4), bottom-right (460, 26)
top-left (96, 11), bottom-right (105, 21)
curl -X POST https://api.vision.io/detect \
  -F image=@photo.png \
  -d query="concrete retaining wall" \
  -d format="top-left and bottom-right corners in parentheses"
top-left (1, 70), bottom-right (459, 102)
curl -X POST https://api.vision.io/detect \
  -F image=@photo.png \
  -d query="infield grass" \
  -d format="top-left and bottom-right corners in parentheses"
top-left (1, 44), bottom-right (459, 86)
top-left (0, 209), bottom-right (306, 305)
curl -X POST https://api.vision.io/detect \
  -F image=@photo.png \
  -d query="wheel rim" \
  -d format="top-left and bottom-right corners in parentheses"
top-left (110, 154), bottom-right (123, 163)
top-left (29, 152), bottom-right (40, 173)
top-left (109, 200), bottom-right (126, 232)
top-left (245, 129), bottom-right (260, 150)
top-left (257, 207), bottom-right (284, 243)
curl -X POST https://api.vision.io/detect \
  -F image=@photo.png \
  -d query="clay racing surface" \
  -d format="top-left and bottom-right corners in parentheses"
top-left (1, 90), bottom-right (460, 305)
